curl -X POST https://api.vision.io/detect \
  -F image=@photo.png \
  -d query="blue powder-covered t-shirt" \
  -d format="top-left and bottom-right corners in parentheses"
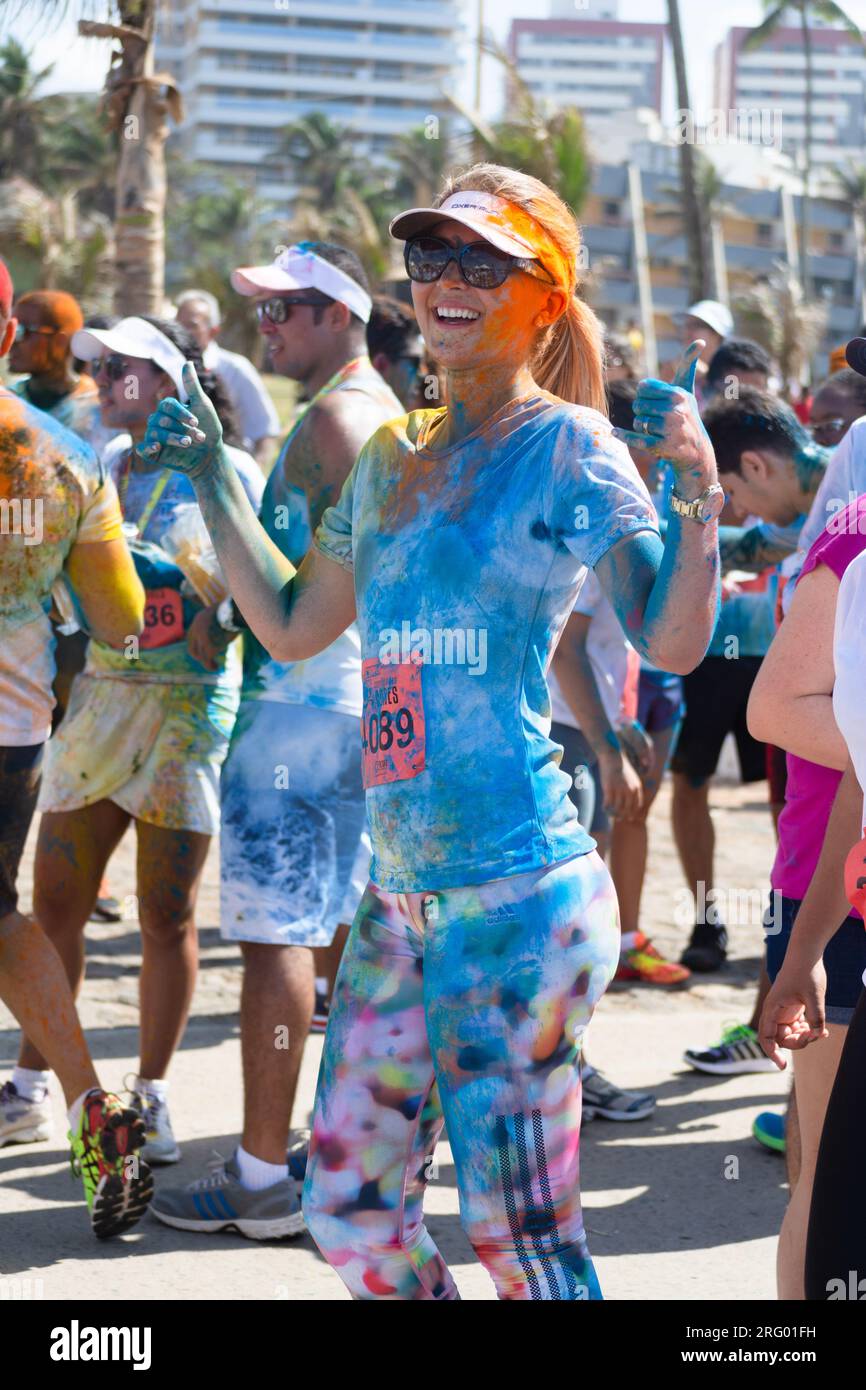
top-left (315, 391), bottom-right (659, 892)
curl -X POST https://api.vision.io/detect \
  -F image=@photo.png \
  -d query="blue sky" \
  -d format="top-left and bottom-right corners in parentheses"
top-left (4, 0), bottom-right (799, 122)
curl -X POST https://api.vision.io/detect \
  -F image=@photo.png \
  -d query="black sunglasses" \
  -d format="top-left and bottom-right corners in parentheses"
top-left (404, 235), bottom-right (555, 290)
top-left (99, 353), bottom-right (133, 381)
top-left (256, 295), bottom-right (330, 324)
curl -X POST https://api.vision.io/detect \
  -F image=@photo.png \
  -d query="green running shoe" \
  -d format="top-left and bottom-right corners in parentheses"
top-left (752, 1110), bottom-right (786, 1154)
top-left (69, 1089), bottom-right (153, 1239)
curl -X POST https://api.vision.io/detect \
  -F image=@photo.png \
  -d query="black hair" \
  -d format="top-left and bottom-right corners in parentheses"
top-left (603, 334), bottom-right (638, 380)
top-left (705, 337), bottom-right (772, 390)
top-left (367, 296), bottom-right (419, 362)
top-left (606, 377), bottom-right (638, 432)
top-left (813, 367), bottom-right (866, 412)
top-left (298, 241), bottom-right (370, 330)
top-left (74, 314), bottom-right (118, 373)
top-left (702, 387), bottom-right (813, 477)
top-left (139, 315), bottom-right (242, 449)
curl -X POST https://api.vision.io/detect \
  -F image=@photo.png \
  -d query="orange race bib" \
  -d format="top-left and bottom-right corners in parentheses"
top-left (361, 658), bottom-right (426, 788)
top-left (139, 587), bottom-right (185, 650)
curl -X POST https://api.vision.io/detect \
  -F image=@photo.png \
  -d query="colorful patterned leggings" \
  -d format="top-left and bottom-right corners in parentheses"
top-left (302, 851), bottom-right (620, 1300)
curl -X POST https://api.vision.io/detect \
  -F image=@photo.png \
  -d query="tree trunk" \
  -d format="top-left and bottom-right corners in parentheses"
top-left (668, 0), bottom-right (710, 302)
top-left (79, 3), bottom-right (178, 316)
top-left (800, 5), bottom-right (813, 303)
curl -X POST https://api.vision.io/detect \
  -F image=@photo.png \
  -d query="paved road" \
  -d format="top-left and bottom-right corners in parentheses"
top-left (1, 776), bottom-right (790, 1300)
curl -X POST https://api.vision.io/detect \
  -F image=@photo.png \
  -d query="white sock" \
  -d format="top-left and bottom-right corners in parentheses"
top-left (620, 931), bottom-right (640, 951)
top-left (134, 1075), bottom-right (168, 1101)
top-left (236, 1143), bottom-right (288, 1191)
top-left (67, 1088), bottom-right (92, 1133)
top-left (12, 1066), bottom-right (51, 1103)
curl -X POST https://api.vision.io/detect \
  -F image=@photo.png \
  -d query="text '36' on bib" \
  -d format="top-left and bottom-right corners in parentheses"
top-left (361, 657), bottom-right (426, 788)
top-left (139, 587), bottom-right (185, 650)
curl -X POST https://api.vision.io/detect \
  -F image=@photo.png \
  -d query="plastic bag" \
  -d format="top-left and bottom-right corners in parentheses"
top-left (158, 504), bottom-right (229, 606)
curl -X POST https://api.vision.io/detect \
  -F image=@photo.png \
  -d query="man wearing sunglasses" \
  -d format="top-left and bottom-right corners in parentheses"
top-left (8, 290), bottom-right (117, 459)
top-left (151, 241), bottom-right (404, 1238)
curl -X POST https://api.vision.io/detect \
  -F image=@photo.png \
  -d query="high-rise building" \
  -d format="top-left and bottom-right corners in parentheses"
top-left (155, 0), bottom-right (461, 205)
top-left (714, 22), bottom-right (866, 172)
top-left (507, 0), bottom-right (666, 127)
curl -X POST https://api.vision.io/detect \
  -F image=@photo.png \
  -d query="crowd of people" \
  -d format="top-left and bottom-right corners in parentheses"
top-left (2, 159), bottom-right (866, 1300)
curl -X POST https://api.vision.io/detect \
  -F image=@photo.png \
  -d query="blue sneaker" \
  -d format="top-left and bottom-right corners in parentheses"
top-left (752, 1110), bottom-right (786, 1154)
top-left (150, 1151), bottom-right (304, 1239)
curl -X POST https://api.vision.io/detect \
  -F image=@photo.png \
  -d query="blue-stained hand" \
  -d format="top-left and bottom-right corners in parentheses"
top-left (140, 362), bottom-right (223, 479)
top-left (613, 340), bottom-right (713, 474)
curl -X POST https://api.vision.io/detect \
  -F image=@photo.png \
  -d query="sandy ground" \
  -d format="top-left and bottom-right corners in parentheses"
top-left (0, 757), bottom-right (791, 1301)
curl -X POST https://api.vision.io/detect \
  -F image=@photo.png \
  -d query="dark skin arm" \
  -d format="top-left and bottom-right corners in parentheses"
top-left (283, 390), bottom-right (392, 534)
top-left (718, 523), bottom-right (797, 575)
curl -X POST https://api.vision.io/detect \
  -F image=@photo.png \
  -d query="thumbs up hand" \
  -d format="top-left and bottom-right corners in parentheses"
top-left (612, 340), bottom-right (714, 476)
top-left (140, 362), bottom-right (223, 481)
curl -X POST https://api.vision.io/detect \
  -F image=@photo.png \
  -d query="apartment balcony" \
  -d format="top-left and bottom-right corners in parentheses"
top-left (197, 19), bottom-right (455, 65)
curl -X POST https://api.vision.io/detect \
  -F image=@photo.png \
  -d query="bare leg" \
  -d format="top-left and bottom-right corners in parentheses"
top-left (777, 1025), bottom-right (846, 1300)
top-left (19, 802), bottom-right (131, 1071)
top-left (312, 921), bottom-right (350, 998)
top-left (0, 909), bottom-right (97, 1106)
top-left (240, 941), bottom-right (315, 1164)
top-left (136, 821), bottom-right (209, 1080)
top-left (786, 1081), bottom-right (800, 1191)
top-left (671, 772), bottom-right (715, 911)
top-left (611, 725), bottom-right (678, 933)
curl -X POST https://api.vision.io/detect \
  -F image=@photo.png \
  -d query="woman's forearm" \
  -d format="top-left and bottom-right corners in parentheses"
top-left (192, 446), bottom-right (298, 654)
top-left (552, 649), bottom-right (618, 762)
top-left (643, 510), bottom-right (720, 674)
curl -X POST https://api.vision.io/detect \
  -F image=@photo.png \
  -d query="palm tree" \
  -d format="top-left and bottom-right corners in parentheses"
top-left (667, 0), bottom-right (711, 301)
top-left (656, 153), bottom-right (736, 303)
top-left (735, 261), bottom-right (828, 391)
top-left (0, 37), bottom-right (55, 181)
top-left (446, 39), bottom-right (593, 217)
top-left (0, 1), bottom-right (182, 314)
top-left (744, 1), bottom-right (865, 302)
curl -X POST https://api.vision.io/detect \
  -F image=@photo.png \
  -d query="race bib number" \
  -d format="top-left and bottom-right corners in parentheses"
top-left (361, 658), bottom-right (426, 788)
top-left (139, 587), bottom-right (184, 650)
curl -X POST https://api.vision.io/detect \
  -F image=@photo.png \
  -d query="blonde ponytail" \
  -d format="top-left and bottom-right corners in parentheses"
top-left (436, 163), bottom-right (605, 413)
top-left (533, 296), bottom-right (606, 415)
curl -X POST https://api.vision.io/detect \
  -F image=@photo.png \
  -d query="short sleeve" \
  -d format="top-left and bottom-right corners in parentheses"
top-left (543, 406), bottom-right (659, 569)
top-left (314, 454), bottom-right (357, 573)
top-left (76, 473), bottom-right (124, 544)
top-left (572, 567), bottom-right (601, 618)
top-left (798, 421), bottom-right (862, 554)
top-left (799, 496), bottom-right (866, 585)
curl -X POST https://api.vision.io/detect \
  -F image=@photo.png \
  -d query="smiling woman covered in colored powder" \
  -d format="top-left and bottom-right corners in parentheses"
top-left (141, 164), bottom-right (722, 1300)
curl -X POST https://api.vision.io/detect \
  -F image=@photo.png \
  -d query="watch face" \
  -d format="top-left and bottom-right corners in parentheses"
top-left (700, 487), bottom-right (725, 523)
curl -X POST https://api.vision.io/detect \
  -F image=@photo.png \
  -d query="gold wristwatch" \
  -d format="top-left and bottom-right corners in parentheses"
top-left (669, 483), bottom-right (725, 524)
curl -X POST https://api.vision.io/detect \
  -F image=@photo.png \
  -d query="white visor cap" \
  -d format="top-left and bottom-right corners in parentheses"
top-left (231, 244), bottom-right (372, 324)
top-left (71, 317), bottom-right (189, 398)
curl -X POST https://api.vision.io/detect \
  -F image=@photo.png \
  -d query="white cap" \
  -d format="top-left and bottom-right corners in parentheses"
top-left (671, 299), bottom-right (734, 340)
top-left (390, 190), bottom-right (537, 260)
top-left (231, 243), bottom-right (372, 324)
top-left (71, 317), bottom-right (188, 397)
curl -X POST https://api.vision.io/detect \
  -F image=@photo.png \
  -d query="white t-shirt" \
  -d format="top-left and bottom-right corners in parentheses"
top-left (203, 341), bottom-right (280, 451)
top-left (549, 569), bottom-right (635, 731)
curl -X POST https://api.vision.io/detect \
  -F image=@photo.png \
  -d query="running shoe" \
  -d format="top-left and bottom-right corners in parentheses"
top-left (90, 895), bottom-right (123, 923)
top-left (150, 1151), bottom-right (305, 1240)
top-left (581, 1067), bottom-right (656, 1121)
top-left (310, 990), bottom-right (329, 1034)
top-left (752, 1110), bottom-right (786, 1154)
top-left (683, 1022), bottom-right (776, 1075)
top-left (681, 921), bottom-right (728, 972)
top-left (287, 1129), bottom-right (309, 1184)
top-left (68, 1088), bottom-right (153, 1239)
top-left (615, 931), bottom-right (691, 985)
top-left (127, 1082), bottom-right (181, 1164)
top-left (0, 1081), bottom-right (53, 1147)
